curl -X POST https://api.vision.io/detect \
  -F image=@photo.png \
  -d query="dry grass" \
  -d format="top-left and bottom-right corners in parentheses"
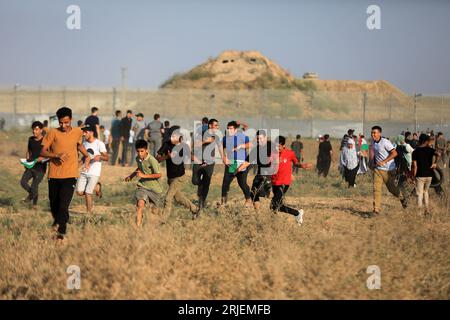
top-left (0, 131), bottom-right (449, 299)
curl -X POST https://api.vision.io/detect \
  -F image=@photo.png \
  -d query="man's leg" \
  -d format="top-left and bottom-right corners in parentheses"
top-left (191, 164), bottom-right (202, 205)
top-left (111, 139), bottom-right (119, 165)
top-left (29, 169), bottom-right (45, 206)
top-left (48, 178), bottom-right (60, 228)
top-left (416, 177), bottom-right (425, 209)
top-left (221, 169), bottom-right (234, 204)
top-left (121, 141), bottom-right (129, 166)
top-left (373, 169), bottom-right (384, 213)
top-left (20, 169), bottom-right (33, 200)
top-left (155, 138), bottom-right (162, 158)
top-left (423, 177), bottom-right (432, 211)
top-left (136, 199), bottom-right (146, 227)
top-left (200, 164), bottom-right (214, 206)
top-left (56, 178), bottom-right (76, 238)
top-left (251, 175), bottom-right (264, 210)
top-left (236, 170), bottom-right (251, 202)
top-left (130, 142), bottom-right (137, 166)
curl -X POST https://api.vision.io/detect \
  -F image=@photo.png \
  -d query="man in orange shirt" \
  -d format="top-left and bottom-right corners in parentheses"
top-left (41, 107), bottom-right (91, 243)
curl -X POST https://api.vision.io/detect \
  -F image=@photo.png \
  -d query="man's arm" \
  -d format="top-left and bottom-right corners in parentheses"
top-left (377, 149), bottom-right (398, 167)
top-left (136, 170), bottom-right (162, 180)
top-left (412, 160), bottom-right (417, 177)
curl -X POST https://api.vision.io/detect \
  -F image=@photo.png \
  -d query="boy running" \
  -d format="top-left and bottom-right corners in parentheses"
top-left (125, 139), bottom-right (164, 227)
top-left (76, 125), bottom-right (109, 215)
top-left (270, 136), bottom-right (306, 225)
top-left (20, 121), bottom-right (47, 209)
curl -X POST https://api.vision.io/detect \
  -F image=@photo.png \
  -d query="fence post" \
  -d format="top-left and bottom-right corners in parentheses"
top-left (413, 93), bottom-right (422, 133)
top-left (362, 92), bottom-right (367, 135)
top-left (13, 84), bottom-right (19, 125)
top-left (309, 90), bottom-right (314, 138)
top-left (112, 87), bottom-right (117, 114)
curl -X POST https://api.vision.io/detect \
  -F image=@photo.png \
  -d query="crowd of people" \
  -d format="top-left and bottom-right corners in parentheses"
top-left (17, 106), bottom-right (448, 244)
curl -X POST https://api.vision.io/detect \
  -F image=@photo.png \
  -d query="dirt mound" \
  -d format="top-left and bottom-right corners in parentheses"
top-left (160, 50), bottom-right (296, 90)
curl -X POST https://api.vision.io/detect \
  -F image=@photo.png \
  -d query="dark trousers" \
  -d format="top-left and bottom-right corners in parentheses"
top-left (251, 175), bottom-right (271, 202)
top-left (270, 185), bottom-right (299, 216)
top-left (121, 140), bottom-right (130, 166)
top-left (48, 178), bottom-right (76, 235)
top-left (221, 168), bottom-right (251, 200)
top-left (317, 157), bottom-right (331, 177)
top-left (20, 168), bottom-right (45, 205)
top-left (192, 163), bottom-right (215, 207)
top-left (111, 138), bottom-right (121, 165)
top-left (344, 164), bottom-right (359, 187)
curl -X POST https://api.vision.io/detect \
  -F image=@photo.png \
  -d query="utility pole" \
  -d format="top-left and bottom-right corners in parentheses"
top-left (309, 90), bottom-right (314, 138)
top-left (13, 84), bottom-right (19, 124)
top-left (362, 92), bottom-right (367, 135)
top-left (112, 87), bottom-right (117, 113)
top-left (414, 93), bottom-right (422, 133)
top-left (121, 67), bottom-right (127, 110)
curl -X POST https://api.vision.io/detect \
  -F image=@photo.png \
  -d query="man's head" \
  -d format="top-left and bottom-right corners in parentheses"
top-left (405, 131), bottom-right (412, 140)
top-left (419, 133), bottom-right (430, 146)
top-left (202, 117), bottom-right (208, 124)
top-left (324, 134), bottom-right (330, 140)
top-left (82, 125), bottom-right (95, 141)
top-left (437, 132), bottom-right (444, 138)
top-left (135, 139), bottom-right (149, 160)
top-left (275, 135), bottom-right (286, 151)
top-left (296, 134), bottom-right (301, 140)
top-left (164, 120), bottom-right (170, 127)
top-left (126, 110), bottom-right (133, 119)
top-left (31, 121), bottom-right (43, 138)
top-left (115, 110), bottom-right (122, 118)
top-left (91, 107), bottom-right (98, 115)
top-left (154, 113), bottom-right (160, 121)
top-left (100, 125), bottom-right (105, 132)
top-left (56, 107), bottom-right (72, 132)
top-left (43, 120), bottom-right (48, 127)
top-left (371, 125), bottom-right (382, 141)
top-left (208, 118), bottom-right (219, 131)
top-left (136, 113), bottom-right (144, 121)
top-left (77, 120), bottom-right (83, 127)
top-left (226, 121), bottom-right (239, 136)
top-left (413, 132), bottom-right (418, 139)
top-left (348, 129), bottom-right (355, 136)
top-left (256, 130), bottom-right (268, 145)
top-left (169, 125), bottom-right (182, 144)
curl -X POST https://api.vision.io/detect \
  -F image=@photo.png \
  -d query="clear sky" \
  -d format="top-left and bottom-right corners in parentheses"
top-left (1, 0), bottom-right (449, 94)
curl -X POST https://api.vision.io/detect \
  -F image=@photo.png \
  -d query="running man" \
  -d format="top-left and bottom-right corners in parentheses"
top-left (125, 139), bottom-right (164, 227)
top-left (237, 130), bottom-right (277, 212)
top-left (220, 121), bottom-right (252, 207)
top-left (20, 121), bottom-right (47, 209)
top-left (156, 126), bottom-right (198, 220)
top-left (76, 125), bottom-right (109, 215)
top-left (371, 125), bottom-right (407, 215)
top-left (41, 107), bottom-right (91, 243)
top-left (192, 118), bottom-right (222, 214)
top-left (270, 136), bottom-right (305, 225)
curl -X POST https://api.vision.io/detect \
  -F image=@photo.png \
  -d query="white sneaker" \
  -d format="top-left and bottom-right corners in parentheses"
top-left (295, 209), bottom-right (304, 225)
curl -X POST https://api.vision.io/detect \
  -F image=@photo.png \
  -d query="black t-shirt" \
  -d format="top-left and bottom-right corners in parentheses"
top-left (28, 136), bottom-right (46, 172)
top-left (158, 141), bottom-right (190, 179)
top-left (412, 147), bottom-right (436, 177)
top-left (247, 141), bottom-right (276, 176)
top-left (85, 115), bottom-right (99, 138)
top-left (319, 141), bottom-right (332, 159)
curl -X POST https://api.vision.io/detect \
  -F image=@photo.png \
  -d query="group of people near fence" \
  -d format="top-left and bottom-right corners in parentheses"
top-left (18, 105), bottom-right (446, 244)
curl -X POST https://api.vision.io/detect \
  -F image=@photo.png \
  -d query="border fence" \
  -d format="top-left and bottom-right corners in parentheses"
top-left (0, 86), bottom-right (449, 138)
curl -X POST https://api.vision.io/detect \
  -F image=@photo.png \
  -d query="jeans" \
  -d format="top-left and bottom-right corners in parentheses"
top-left (221, 168), bottom-right (251, 200)
top-left (192, 163), bottom-right (215, 207)
top-left (111, 138), bottom-right (121, 165)
top-left (20, 168), bottom-right (45, 205)
top-left (48, 178), bottom-right (76, 235)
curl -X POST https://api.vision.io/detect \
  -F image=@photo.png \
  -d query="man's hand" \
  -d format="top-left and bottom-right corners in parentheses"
top-left (223, 157), bottom-right (230, 166)
top-left (84, 159), bottom-right (91, 171)
top-left (93, 155), bottom-right (102, 162)
top-left (136, 170), bottom-right (145, 178)
top-left (125, 175), bottom-right (132, 182)
top-left (57, 153), bottom-right (69, 162)
top-left (120, 136), bottom-right (124, 142)
top-left (431, 163), bottom-right (437, 169)
top-left (376, 160), bottom-right (386, 167)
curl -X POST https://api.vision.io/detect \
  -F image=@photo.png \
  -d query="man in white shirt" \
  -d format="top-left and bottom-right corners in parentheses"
top-left (371, 125), bottom-right (407, 215)
top-left (76, 125), bottom-right (109, 215)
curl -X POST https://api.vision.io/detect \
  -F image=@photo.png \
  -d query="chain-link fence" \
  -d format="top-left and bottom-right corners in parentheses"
top-left (0, 86), bottom-right (449, 138)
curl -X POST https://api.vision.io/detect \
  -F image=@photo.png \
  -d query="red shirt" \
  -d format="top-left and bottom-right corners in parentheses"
top-left (271, 149), bottom-right (298, 186)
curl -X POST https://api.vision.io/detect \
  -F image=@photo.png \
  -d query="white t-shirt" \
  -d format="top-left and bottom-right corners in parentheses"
top-left (83, 138), bottom-right (107, 177)
top-left (373, 137), bottom-right (396, 171)
top-left (103, 129), bottom-right (110, 145)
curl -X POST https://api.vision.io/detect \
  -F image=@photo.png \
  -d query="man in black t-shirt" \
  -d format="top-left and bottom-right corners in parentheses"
top-left (156, 126), bottom-right (198, 220)
top-left (237, 130), bottom-right (277, 211)
top-left (317, 134), bottom-right (333, 177)
top-left (84, 107), bottom-right (100, 138)
top-left (191, 118), bottom-right (222, 214)
top-left (20, 121), bottom-right (47, 209)
top-left (412, 133), bottom-right (440, 215)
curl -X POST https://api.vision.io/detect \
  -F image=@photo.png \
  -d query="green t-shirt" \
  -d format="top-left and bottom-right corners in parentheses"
top-left (361, 143), bottom-right (369, 151)
top-left (136, 154), bottom-right (163, 194)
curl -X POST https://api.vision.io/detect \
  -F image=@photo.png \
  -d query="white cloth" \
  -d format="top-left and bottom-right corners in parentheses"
top-left (373, 137), bottom-right (396, 171)
top-left (83, 139), bottom-right (106, 177)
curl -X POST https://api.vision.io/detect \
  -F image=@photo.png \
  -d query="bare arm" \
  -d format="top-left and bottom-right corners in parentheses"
top-left (377, 149), bottom-right (397, 167)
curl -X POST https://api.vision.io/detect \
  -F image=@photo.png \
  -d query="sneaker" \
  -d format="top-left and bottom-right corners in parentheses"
top-left (400, 198), bottom-right (408, 209)
top-left (295, 209), bottom-right (304, 225)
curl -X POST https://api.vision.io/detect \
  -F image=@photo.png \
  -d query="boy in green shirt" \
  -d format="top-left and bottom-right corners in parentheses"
top-left (125, 139), bottom-right (163, 227)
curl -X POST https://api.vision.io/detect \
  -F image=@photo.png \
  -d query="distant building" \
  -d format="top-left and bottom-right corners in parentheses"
top-left (303, 72), bottom-right (319, 79)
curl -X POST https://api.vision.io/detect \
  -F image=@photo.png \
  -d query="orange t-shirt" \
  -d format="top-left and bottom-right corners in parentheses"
top-left (42, 127), bottom-right (83, 179)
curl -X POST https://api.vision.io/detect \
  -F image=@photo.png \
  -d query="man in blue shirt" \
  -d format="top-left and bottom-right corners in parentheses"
top-left (220, 120), bottom-right (252, 207)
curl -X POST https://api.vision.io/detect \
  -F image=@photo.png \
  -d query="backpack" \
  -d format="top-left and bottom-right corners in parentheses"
top-left (395, 144), bottom-right (410, 174)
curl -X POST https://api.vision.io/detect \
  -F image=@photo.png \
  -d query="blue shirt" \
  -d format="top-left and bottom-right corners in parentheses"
top-left (222, 132), bottom-right (249, 162)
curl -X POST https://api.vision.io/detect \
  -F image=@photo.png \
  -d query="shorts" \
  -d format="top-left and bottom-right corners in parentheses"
top-left (76, 173), bottom-right (100, 195)
top-left (135, 186), bottom-right (164, 208)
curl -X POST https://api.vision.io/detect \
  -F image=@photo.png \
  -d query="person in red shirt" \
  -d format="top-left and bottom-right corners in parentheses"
top-left (271, 135), bottom-right (308, 225)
